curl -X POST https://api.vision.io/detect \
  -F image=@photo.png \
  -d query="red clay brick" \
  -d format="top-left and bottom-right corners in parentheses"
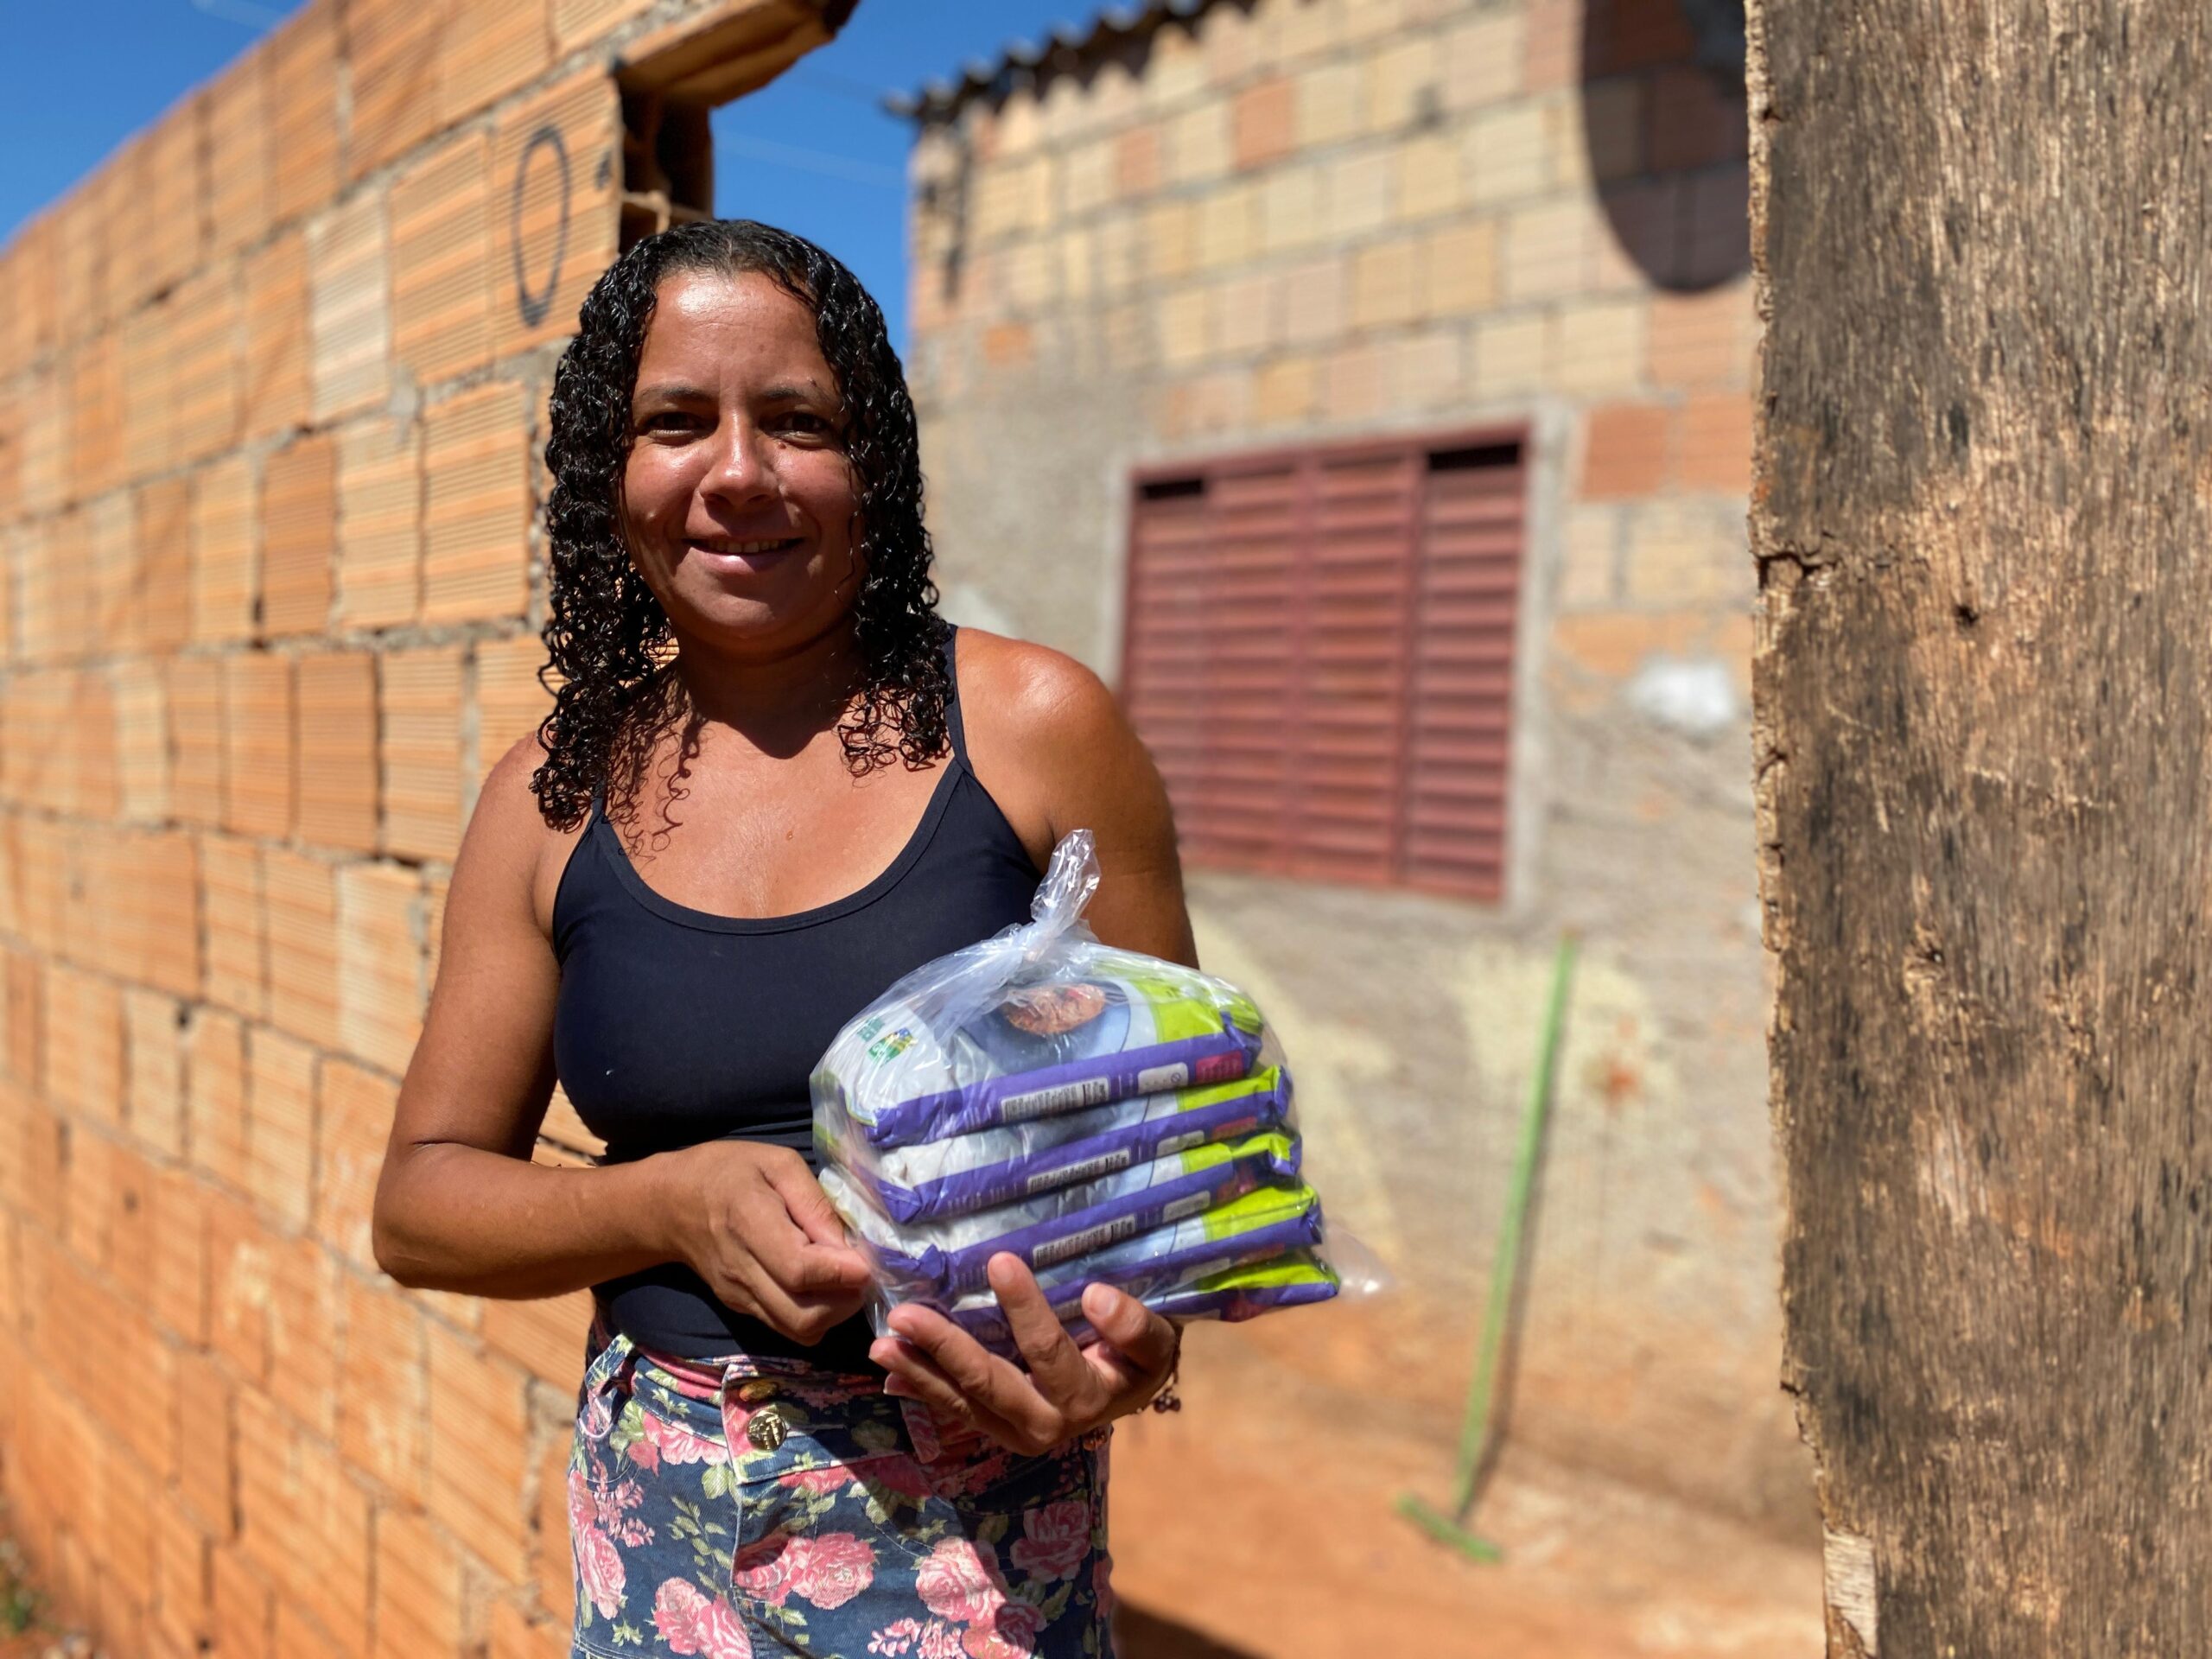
top-left (423, 381), bottom-right (531, 624)
top-left (44, 963), bottom-right (124, 1128)
top-left (296, 651), bottom-right (380, 853)
top-left (261, 435), bottom-right (338, 636)
top-left (2, 951), bottom-right (43, 1093)
top-left (489, 1600), bottom-right (569, 1659)
top-left (531, 1408), bottom-right (576, 1619)
top-left (190, 454), bottom-right (259, 645)
top-left (110, 828), bottom-right (201, 1006)
top-left (337, 416), bottom-right (423, 628)
top-left (167, 660), bottom-right (225, 830)
top-left (264, 849), bottom-right (340, 1051)
top-left (266, 0), bottom-right (342, 225)
top-left (1116, 127), bottom-right (1161, 199)
top-left (382, 646), bottom-right (465, 860)
top-left (206, 1193), bottom-right (272, 1381)
top-left (338, 861), bottom-right (424, 1076)
top-left (223, 654), bottom-right (294, 838)
top-left (207, 47), bottom-right (272, 258)
top-left (286, 1430), bottom-right (373, 1654)
top-left (135, 476), bottom-right (195, 653)
top-left (482, 1288), bottom-right (593, 1391)
top-left (373, 1504), bottom-right (466, 1657)
top-left (308, 191), bottom-right (392, 423)
top-left (150, 1503), bottom-right (212, 1658)
top-left (112, 659), bottom-right (170, 823)
top-left (553, 0), bottom-right (655, 53)
top-left (474, 632), bottom-right (556, 770)
top-left (1679, 389), bottom-right (1754, 494)
top-left (105, 1141), bottom-right (157, 1318)
top-left (316, 1058), bottom-right (397, 1271)
top-left (172, 1346), bottom-right (233, 1539)
top-left (342, 1276), bottom-right (428, 1505)
top-left (188, 1008), bottom-right (250, 1193)
top-left (67, 334), bottom-right (123, 502)
top-left (65, 1122), bottom-right (115, 1269)
top-left (123, 295), bottom-right (180, 484)
top-left (208, 1547), bottom-right (275, 1659)
top-left (124, 987), bottom-right (187, 1159)
top-left (138, 98), bottom-right (208, 303)
top-left (349, 0), bottom-right (452, 179)
top-left (244, 229), bottom-right (313, 440)
top-left (493, 74), bottom-right (620, 356)
top-left (1580, 401), bottom-right (1675, 499)
top-left (150, 1166), bottom-right (209, 1346)
top-left (426, 1324), bottom-right (533, 1582)
top-left (391, 130), bottom-right (495, 386)
top-left (265, 1234), bottom-right (340, 1437)
top-left (444, 0), bottom-right (553, 124)
top-left (169, 266), bottom-right (242, 467)
top-left (200, 834), bottom-right (267, 1020)
top-left (1233, 78), bottom-right (1295, 171)
top-left (246, 1027), bottom-right (316, 1230)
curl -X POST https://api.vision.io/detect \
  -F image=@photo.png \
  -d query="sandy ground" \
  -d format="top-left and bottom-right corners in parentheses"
top-left (1106, 1323), bottom-right (1823, 1659)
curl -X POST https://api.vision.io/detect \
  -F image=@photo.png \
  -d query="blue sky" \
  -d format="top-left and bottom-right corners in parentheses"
top-left (0, 0), bottom-right (1102, 349)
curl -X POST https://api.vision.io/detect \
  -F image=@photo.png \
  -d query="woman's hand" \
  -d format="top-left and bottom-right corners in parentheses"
top-left (656, 1141), bottom-right (876, 1345)
top-left (868, 1254), bottom-right (1180, 1456)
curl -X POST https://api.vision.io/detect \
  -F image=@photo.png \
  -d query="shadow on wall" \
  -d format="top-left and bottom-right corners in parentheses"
top-left (1585, 0), bottom-right (1751, 291)
top-left (1116, 1604), bottom-right (1264, 1658)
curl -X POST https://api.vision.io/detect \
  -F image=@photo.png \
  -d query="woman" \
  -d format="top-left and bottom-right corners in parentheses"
top-left (371, 220), bottom-right (1192, 1659)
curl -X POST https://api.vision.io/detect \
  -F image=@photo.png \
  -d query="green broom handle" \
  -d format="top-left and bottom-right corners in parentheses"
top-left (1451, 934), bottom-right (1578, 1508)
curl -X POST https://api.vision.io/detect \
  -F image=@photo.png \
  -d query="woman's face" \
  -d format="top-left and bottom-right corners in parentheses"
top-left (620, 269), bottom-right (861, 648)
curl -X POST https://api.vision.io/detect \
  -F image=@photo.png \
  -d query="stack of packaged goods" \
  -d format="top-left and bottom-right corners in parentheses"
top-left (813, 831), bottom-right (1344, 1355)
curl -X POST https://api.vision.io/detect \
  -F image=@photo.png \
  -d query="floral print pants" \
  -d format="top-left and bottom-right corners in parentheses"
top-left (568, 1323), bottom-right (1116, 1658)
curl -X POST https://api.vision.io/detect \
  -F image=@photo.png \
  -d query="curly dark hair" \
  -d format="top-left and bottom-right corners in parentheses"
top-left (531, 219), bottom-right (949, 832)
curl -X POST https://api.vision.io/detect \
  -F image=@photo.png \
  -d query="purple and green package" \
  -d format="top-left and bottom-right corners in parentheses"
top-left (825, 1129), bottom-right (1304, 1295)
top-left (937, 1185), bottom-right (1328, 1350)
top-left (812, 833), bottom-right (1267, 1152)
top-left (823, 1065), bottom-right (1294, 1224)
top-left (1033, 1253), bottom-right (1342, 1351)
top-left (812, 830), bottom-right (1362, 1356)
top-left (818, 968), bottom-right (1264, 1150)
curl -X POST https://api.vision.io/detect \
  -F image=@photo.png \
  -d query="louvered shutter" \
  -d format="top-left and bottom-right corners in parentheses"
top-left (1122, 431), bottom-right (1525, 901)
top-left (1403, 444), bottom-right (1523, 899)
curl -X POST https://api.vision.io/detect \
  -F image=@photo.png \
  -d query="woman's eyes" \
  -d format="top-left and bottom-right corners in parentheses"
top-left (635, 410), bottom-right (836, 438)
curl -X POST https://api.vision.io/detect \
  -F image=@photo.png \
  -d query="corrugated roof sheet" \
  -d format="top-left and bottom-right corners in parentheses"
top-left (884, 0), bottom-right (1228, 123)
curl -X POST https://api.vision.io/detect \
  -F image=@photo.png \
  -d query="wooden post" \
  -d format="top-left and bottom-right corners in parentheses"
top-left (1751, 3), bottom-right (2212, 1651)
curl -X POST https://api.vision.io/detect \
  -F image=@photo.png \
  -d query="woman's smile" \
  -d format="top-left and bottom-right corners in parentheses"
top-left (684, 533), bottom-right (807, 573)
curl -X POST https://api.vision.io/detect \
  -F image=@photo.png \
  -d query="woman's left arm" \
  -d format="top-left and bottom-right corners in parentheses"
top-left (869, 639), bottom-right (1195, 1442)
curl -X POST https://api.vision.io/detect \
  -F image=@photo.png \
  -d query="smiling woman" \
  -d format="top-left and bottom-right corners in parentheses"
top-left (369, 220), bottom-right (1197, 1659)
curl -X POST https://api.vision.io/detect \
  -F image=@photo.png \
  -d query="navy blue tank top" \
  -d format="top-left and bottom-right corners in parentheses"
top-left (551, 626), bottom-right (1042, 1366)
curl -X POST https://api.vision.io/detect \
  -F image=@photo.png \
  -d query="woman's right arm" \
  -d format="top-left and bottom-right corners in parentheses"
top-left (370, 739), bottom-right (872, 1342)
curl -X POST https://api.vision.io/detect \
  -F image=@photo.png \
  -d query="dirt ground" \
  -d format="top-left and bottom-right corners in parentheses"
top-left (1107, 1321), bottom-right (1823, 1659)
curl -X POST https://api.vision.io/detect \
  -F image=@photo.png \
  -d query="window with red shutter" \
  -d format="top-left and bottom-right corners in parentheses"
top-left (1120, 430), bottom-right (1526, 901)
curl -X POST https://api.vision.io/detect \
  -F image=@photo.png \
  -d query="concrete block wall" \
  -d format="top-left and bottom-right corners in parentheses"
top-left (0, 2), bottom-right (836, 1652)
top-left (905, 0), bottom-right (1802, 1534)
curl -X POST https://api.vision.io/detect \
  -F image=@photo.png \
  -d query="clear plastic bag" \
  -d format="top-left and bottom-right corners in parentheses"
top-left (811, 829), bottom-right (1369, 1355)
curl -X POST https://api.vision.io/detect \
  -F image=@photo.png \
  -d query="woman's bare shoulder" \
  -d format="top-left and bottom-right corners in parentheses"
top-left (465, 735), bottom-right (590, 940)
top-left (952, 626), bottom-right (1118, 734)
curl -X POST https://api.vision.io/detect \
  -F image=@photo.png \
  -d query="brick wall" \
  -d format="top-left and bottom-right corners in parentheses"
top-left (0, 3), bottom-right (838, 1652)
top-left (902, 0), bottom-right (1803, 1533)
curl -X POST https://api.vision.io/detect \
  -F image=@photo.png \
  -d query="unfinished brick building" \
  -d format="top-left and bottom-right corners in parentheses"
top-left (0, 3), bottom-right (854, 1655)
top-left (894, 2), bottom-right (1808, 1643)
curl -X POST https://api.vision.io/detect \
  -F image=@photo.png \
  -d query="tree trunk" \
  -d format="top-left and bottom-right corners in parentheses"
top-left (1751, 3), bottom-right (2212, 1652)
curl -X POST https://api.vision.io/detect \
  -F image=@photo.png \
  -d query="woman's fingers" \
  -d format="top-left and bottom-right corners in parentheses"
top-left (987, 1254), bottom-right (1102, 1414)
top-left (869, 1336), bottom-right (1031, 1449)
top-left (1077, 1281), bottom-right (1179, 1376)
top-left (880, 1302), bottom-right (1069, 1452)
top-left (760, 1154), bottom-right (874, 1257)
